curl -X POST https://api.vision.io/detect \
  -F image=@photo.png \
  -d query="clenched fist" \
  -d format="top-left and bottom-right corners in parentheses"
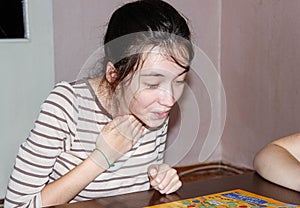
top-left (148, 164), bottom-right (182, 194)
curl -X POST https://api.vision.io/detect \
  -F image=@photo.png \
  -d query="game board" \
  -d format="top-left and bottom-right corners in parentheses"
top-left (146, 189), bottom-right (299, 208)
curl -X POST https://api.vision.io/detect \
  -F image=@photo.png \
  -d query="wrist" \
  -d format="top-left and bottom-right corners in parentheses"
top-left (95, 148), bottom-right (115, 168)
top-left (89, 149), bottom-right (115, 169)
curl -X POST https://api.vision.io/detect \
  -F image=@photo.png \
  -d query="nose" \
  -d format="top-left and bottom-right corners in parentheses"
top-left (158, 88), bottom-right (175, 107)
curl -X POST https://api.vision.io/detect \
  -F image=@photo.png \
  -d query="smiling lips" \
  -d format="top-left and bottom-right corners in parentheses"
top-left (153, 110), bottom-right (170, 119)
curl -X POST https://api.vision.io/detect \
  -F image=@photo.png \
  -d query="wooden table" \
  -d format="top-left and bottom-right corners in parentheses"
top-left (50, 172), bottom-right (300, 207)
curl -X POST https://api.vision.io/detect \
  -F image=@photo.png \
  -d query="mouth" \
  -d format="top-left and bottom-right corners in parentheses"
top-left (153, 110), bottom-right (170, 119)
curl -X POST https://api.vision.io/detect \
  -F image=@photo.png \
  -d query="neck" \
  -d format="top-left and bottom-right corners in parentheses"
top-left (88, 77), bottom-right (114, 116)
top-left (89, 77), bottom-right (127, 118)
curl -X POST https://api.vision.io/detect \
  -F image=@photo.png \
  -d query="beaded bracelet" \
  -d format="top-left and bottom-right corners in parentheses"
top-left (94, 148), bottom-right (115, 168)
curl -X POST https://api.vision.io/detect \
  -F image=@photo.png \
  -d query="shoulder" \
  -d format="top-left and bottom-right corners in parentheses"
top-left (271, 133), bottom-right (300, 159)
top-left (47, 79), bottom-right (92, 102)
top-left (53, 81), bottom-right (76, 96)
top-left (272, 133), bottom-right (300, 147)
top-left (40, 81), bottom-right (79, 118)
top-left (46, 81), bottom-right (76, 106)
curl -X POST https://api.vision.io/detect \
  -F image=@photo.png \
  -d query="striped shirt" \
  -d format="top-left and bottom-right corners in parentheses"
top-left (5, 79), bottom-right (168, 207)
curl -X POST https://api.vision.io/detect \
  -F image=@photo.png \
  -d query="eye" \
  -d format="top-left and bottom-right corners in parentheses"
top-left (146, 83), bottom-right (159, 89)
top-left (174, 80), bottom-right (185, 85)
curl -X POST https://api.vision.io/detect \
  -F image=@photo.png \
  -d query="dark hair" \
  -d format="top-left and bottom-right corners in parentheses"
top-left (103, 0), bottom-right (194, 90)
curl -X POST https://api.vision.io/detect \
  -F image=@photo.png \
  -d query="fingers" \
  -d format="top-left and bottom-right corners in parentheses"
top-left (95, 115), bottom-right (144, 166)
top-left (132, 121), bottom-right (144, 144)
top-left (110, 115), bottom-right (131, 129)
top-left (148, 164), bottom-right (159, 179)
top-left (116, 115), bottom-right (144, 141)
top-left (149, 164), bottom-right (182, 194)
top-left (163, 176), bottom-right (182, 194)
top-left (103, 115), bottom-right (129, 133)
top-left (100, 115), bottom-right (144, 149)
top-left (109, 114), bottom-right (139, 130)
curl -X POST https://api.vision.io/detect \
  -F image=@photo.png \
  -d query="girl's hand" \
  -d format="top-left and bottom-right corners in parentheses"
top-left (148, 164), bottom-right (182, 194)
top-left (91, 115), bottom-right (144, 168)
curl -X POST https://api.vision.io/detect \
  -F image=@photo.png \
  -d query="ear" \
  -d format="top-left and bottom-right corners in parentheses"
top-left (105, 62), bottom-right (119, 84)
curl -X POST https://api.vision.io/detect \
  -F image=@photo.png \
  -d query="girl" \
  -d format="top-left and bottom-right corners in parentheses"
top-left (5, 0), bottom-right (194, 207)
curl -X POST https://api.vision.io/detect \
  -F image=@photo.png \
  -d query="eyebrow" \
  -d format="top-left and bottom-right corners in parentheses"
top-left (140, 73), bottom-right (165, 77)
top-left (141, 67), bottom-right (189, 78)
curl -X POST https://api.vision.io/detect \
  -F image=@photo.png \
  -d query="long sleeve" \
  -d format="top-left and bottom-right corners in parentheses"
top-left (5, 82), bottom-right (77, 208)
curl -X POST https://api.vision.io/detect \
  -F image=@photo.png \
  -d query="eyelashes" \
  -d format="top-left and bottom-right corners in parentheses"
top-left (144, 80), bottom-right (185, 89)
top-left (146, 83), bottom-right (159, 89)
top-left (175, 80), bottom-right (185, 84)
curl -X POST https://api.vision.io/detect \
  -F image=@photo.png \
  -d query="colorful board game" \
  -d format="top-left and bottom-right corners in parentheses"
top-left (146, 189), bottom-right (299, 208)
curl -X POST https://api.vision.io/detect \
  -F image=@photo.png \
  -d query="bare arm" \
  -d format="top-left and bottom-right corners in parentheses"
top-left (253, 133), bottom-right (300, 191)
top-left (41, 156), bottom-right (105, 206)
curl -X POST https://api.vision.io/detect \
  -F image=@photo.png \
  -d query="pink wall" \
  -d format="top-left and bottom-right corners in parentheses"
top-left (221, 0), bottom-right (300, 168)
top-left (53, 0), bottom-right (125, 82)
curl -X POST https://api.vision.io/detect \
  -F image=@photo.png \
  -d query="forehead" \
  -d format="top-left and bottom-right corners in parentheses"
top-left (138, 53), bottom-right (188, 77)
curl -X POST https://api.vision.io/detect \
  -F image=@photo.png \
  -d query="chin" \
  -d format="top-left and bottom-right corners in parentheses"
top-left (131, 112), bottom-right (169, 130)
top-left (142, 118), bottom-right (168, 130)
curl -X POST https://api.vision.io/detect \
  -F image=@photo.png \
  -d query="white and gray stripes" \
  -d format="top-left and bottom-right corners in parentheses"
top-left (5, 79), bottom-right (168, 207)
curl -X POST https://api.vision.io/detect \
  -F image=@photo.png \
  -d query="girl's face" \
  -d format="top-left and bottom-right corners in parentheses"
top-left (117, 53), bottom-right (188, 128)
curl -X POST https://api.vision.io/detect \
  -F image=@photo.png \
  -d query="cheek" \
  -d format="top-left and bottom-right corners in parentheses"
top-left (174, 86), bottom-right (185, 101)
top-left (129, 90), bottom-right (157, 112)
